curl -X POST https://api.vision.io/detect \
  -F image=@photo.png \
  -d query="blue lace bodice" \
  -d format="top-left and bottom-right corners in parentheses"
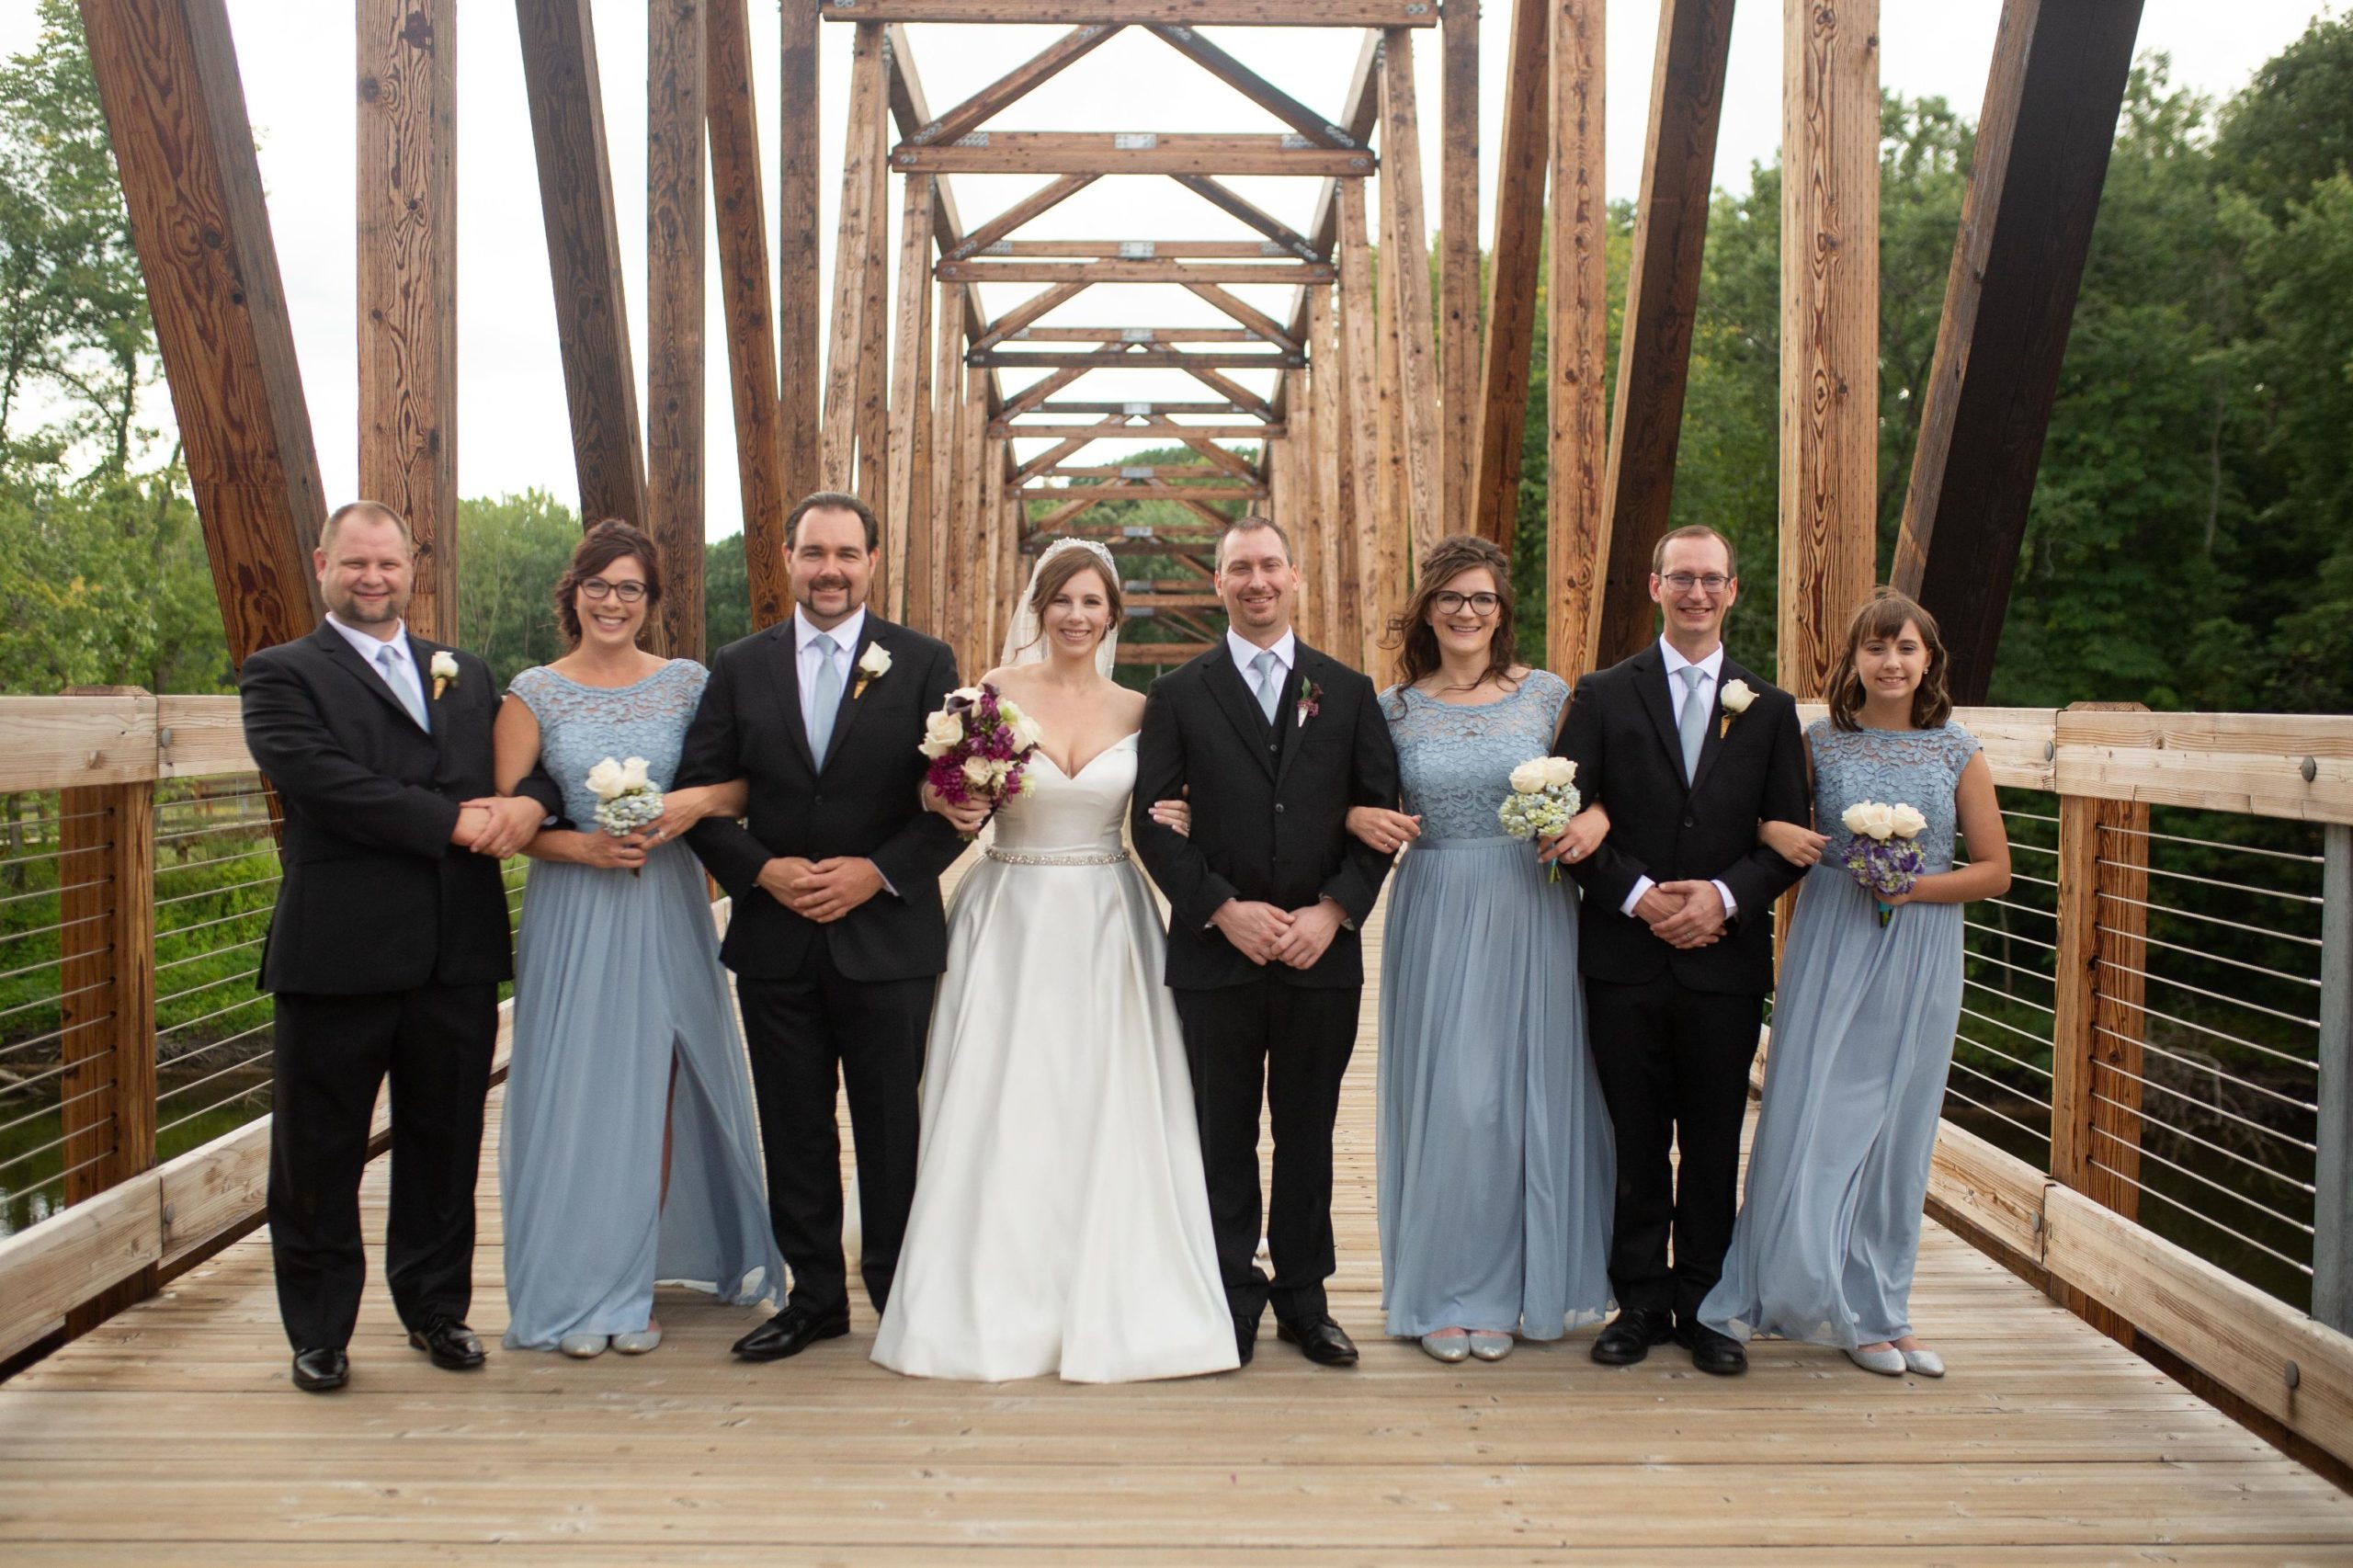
top-left (510, 660), bottom-right (709, 827)
top-left (1809, 719), bottom-right (1981, 872)
top-left (1381, 670), bottom-right (1572, 841)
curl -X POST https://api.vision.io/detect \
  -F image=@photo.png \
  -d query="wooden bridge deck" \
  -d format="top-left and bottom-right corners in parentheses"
top-left (2, 890), bottom-right (2350, 1562)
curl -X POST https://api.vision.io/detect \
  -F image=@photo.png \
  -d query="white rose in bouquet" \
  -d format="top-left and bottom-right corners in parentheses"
top-left (961, 756), bottom-right (995, 790)
top-left (921, 709), bottom-right (966, 757)
top-left (1508, 758), bottom-right (1552, 796)
top-left (1889, 802), bottom-right (1929, 839)
top-left (618, 756), bottom-right (651, 792)
top-left (1540, 756), bottom-right (1577, 790)
top-left (1842, 801), bottom-right (1896, 841)
top-left (585, 757), bottom-right (629, 801)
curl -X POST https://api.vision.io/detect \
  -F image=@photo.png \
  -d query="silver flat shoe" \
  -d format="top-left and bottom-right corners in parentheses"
top-left (1846, 1344), bottom-right (1904, 1376)
top-left (1419, 1331), bottom-right (1471, 1364)
top-left (1900, 1346), bottom-right (1944, 1378)
top-left (1468, 1332), bottom-right (1514, 1362)
top-left (611, 1323), bottom-right (663, 1356)
top-left (558, 1334), bottom-right (608, 1359)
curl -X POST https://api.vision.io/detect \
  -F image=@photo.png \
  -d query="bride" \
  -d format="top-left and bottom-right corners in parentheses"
top-left (870, 539), bottom-right (1239, 1382)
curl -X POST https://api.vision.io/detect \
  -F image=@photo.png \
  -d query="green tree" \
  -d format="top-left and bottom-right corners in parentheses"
top-left (456, 490), bottom-right (578, 689)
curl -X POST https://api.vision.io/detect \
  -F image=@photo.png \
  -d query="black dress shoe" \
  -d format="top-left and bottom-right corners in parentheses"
top-left (407, 1317), bottom-right (485, 1370)
top-left (1233, 1313), bottom-right (1257, 1368)
top-left (733, 1302), bottom-right (850, 1362)
top-left (1590, 1307), bottom-right (1676, 1366)
top-left (1681, 1322), bottom-right (1748, 1377)
top-left (290, 1346), bottom-right (348, 1392)
top-left (1275, 1314), bottom-right (1359, 1368)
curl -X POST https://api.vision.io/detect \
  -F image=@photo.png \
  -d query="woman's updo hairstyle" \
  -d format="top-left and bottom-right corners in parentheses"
top-left (552, 518), bottom-right (664, 646)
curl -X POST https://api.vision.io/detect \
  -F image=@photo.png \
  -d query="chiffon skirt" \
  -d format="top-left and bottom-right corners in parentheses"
top-left (1700, 862), bottom-right (1964, 1348)
top-left (500, 843), bottom-right (782, 1348)
top-left (1377, 835), bottom-right (1615, 1338)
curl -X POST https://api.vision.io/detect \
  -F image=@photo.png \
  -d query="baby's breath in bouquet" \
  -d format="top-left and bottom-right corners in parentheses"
top-left (1499, 755), bottom-right (1580, 882)
top-left (585, 755), bottom-right (662, 877)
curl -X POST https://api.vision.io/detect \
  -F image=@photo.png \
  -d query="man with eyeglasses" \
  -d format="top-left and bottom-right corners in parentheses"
top-left (1545, 524), bottom-right (1809, 1378)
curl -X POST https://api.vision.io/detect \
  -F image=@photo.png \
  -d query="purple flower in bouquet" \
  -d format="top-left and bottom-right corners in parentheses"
top-left (1838, 800), bottom-right (1929, 926)
top-left (918, 683), bottom-right (1042, 837)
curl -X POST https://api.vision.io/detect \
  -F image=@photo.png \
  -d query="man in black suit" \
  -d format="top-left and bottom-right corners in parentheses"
top-left (1131, 517), bottom-right (1400, 1369)
top-left (678, 492), bottom-right (965, 1361)
top-left (241, 501), bottom-right (562, 1393)
top-left (1547, 524), bottom-right (1809, 1375)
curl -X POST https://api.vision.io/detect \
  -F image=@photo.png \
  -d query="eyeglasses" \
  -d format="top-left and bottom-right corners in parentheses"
top-left (1658, 573), bottom-right (1733, 596)
top-left (580, 577), bottom-right (648, 603)
top-left (1432, 591), bottom-right (1501, 617)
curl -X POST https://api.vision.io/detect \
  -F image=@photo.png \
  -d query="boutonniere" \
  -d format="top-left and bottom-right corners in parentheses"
top-left (429, 651), bottom-right (459, 700)
top-left (1718, 677), bottom-right (1755, 738)
top-left (853, 642), bottom-right (892, 700)
top-left (1296, 676), bottom-right (1323, 729)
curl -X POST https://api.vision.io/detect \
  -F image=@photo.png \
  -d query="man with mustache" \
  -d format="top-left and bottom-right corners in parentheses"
top-left (677, 493), bottom-right (966, 1361)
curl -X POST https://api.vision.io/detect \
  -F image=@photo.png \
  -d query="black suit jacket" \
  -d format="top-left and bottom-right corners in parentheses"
top-left (1131, 640), bottom-right (1400, 991)
top-left (241, 622), bottom-right (560, 995)
top-left (677, 615), bottom-right (965, 983)
top-left (1553, 643), bottom-right (1810, 996)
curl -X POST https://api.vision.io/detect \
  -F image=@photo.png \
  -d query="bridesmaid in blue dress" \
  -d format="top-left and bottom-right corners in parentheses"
top-left (493, 520), bottom-right (783, 1357)
top-left (1700, 588), bottom-right (2009, 1378)
top-left (1346, 535), bottom-right (1615, 1363)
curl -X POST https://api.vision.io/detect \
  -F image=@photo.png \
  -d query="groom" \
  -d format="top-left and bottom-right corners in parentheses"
top-left (1132, 517), bottom-right (1400, 1369)
top-left (678, 492), bottom-right (965, 1361)
top-left (1548, 524), bottom-right (1808, 1376)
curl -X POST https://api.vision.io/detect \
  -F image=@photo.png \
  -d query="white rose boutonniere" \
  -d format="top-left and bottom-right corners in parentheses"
top-left (1718, 676), bottom-right (1756, 738)
top-left (854, 643), bottom-right (892, 700)
top-left (429, 650), bottom-right (459, 700)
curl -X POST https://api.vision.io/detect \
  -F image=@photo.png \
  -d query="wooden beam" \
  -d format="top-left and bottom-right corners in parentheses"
top-left (1180, 364), bottom-right (1278, 420)
top-left (1380, 29), bottom-right (1442, 562)
top-left (1278, 30), bottom-right (1384, 424)
top-left (973, 241), bottom-right (1293, 260)
top-left (707, 0), bottom-right (790, 630)
top-left (646, 0), bottom-right (706, 661)
top-left (946, 174), bottom-right (1099, 264)
top-left (1185, 280), bottom-right (1303, 353)
top-left (820, 24), bottom-right (887, 487)
top-left (821, 1), bottom-right (1438, 23)
top-left (857, 45), bottom-right (892, 519)
top-left (940, 259), bottom-right (1335, 286)
top-left (1017, 484), bottom-right (1264, 502)
top-left (516, 0), bottom-right (649, 533)
top-left (999, 347), bottom-right (1135, 418)
top-left (777, 0), bottom-right (823, 503)
top-left (1048, 464), bottom-right (1258, 478)
top-left (974, 349), bottom-right (1303, 370)
top-left (358, 0), bottom-right (457, 641)
top-left (1169, 173), bottom-right (1327, 261)
top-left (1010, 415), bottom-right (1127, 484)
top-left (1777, 0), bottom-right (1877, 702)
top-left (973, 281), bottom-right (1092, 352)
top-left (1891, 0), bottom-right (2146, 706)
top-left (885, 176), bottom-right (936, 622)
top-left (1336, 177), bottom-right (1386, 671)
top-left (995, 327), bottom-right (1265, 343)
top-left (881, 25), bottom-right (992, 363)
top-left (1545, 0), bottom-right (1609, 676)
top-left (907, 24), bottom-right (1121, 149)
top-left (1017, 401), bottom-right (1256, 417)
top-left (993, 422), bottom-right (1282, 440)
top-left (81, 0), bottom-right (324, 663)
top-left (1179, 435), bottom-right (1266, 483)
top-left (894, 133), bottom-right (1374, 178)
top-left (1470, 0), bottom-right (1552, 550)
top-left (1309, 287), bottom-right (1354, 662)
top-left (924, 280), bottom-right (964, 636)
top-left (1594, 0), bottom-right (1737, 665)
top-left (1438, 0), bottom-right (1479, 535)
top-left (1142, 22), bottom-right (1358, 148)
top-left (1114, 642), bottom-right (1216, 664)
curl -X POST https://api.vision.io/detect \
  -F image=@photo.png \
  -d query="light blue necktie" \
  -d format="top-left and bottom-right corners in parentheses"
top-left (1677, 665), bottom-right (1710, 783)
top-left (807, 632), bottom-right (842, 761)
top-left (1250, 649), bottom-right (1281, 726)
top-left (377, 643), bottom-right (428, 731)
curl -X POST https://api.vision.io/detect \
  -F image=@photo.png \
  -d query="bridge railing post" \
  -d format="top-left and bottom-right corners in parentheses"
top-left (2314, 822), bottom-right (2352, 1333)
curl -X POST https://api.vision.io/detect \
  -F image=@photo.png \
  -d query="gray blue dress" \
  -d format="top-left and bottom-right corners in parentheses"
top-left (499, 661), bottom-right (782, 1349)
top-left (1700, 720), bottom-right (1980, 1349)
top-left (1375, 672), bottom-right (1615, 1338)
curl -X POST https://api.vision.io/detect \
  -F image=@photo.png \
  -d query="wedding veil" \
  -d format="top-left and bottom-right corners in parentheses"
top-left (998, 537), bottom-right (1121, 677)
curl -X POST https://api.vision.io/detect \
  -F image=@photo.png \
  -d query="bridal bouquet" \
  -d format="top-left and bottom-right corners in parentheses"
top-left (919, 685), bottom-right (1043, 838)
top-left (1499, 755), bottom-right (1580, 882)
top-left (1840, 800), bottom-right (1928, 926)
top-left (586, 755), bottom-right (662, 877)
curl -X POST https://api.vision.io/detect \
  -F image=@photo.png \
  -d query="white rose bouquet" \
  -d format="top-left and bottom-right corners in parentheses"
top-left (585, 755), bottom-right (663, 878)
top-left (1839, 799), bottom-right (1929, 926)
top-left (1498, 755), bottom-right (1581, 882)
top-left (917, 684), bottom-right (1042, 839)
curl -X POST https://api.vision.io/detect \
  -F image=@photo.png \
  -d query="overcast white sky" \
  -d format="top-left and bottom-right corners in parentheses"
top-left (3, 2), bottom-right (2331, 538)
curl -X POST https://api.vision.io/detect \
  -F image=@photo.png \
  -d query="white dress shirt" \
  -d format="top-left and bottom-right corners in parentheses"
top-left (326, 612), bottom-right (427, 729)
top-left (1225, 627), bottom-right (1296, 699)
top-left (1622, 637), bottom-right (1738, 921)
top-left (791, 606), bottom-right (893, 896)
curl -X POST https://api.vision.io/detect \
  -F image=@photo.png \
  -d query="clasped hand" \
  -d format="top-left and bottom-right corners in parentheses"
top-left (1637, 881), bottom-right (1727, 949)
top-left (450, 796), bottom-right (547, 858)
top-left (757, 855), bottom-right (884, 924)
top-left (1212, 896), bottom-right (1344, 970)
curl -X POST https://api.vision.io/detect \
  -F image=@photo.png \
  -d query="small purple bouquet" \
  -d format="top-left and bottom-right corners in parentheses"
top-left (918, 684), bottom-right (1042, 838)
top-left (1839, 800), bottom-right (1929, 926)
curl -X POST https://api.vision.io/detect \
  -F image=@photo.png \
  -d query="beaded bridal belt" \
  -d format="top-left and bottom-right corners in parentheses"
top-left (983, 846), bottom-right (1130, 867)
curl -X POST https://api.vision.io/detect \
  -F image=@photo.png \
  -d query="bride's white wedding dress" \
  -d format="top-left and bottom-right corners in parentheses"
top-left (871, 733), bottom-right (1240, 1382)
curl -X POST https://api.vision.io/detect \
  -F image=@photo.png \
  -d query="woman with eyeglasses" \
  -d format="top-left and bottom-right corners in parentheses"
top-left (490, 520), bottom-right (783, 1358)
top-left (1342, 535), bottom-right (1616, 1363)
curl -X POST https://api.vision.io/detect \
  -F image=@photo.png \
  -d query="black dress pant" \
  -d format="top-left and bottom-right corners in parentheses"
top-left (267, 983), bottom-right (497, 1351)
top-left (1584, 972), bottom-right (1763, 1323)
top-left (736, 941), bottom-right (934, 1318)
top-left (1174, 976), bottom-right (1359, 1326)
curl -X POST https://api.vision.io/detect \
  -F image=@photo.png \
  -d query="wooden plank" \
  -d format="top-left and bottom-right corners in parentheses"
top-left (920, 280), bottom-right (963, 636)
top-left (956, 356), bottom-right (989, 675)
top-left (1437, 0), bottom-right (1478, 536)
top-left (818, 1), bottom-right (1439, 24)
top-left (982, 243), bottom-right (1295, 260)
top-left (941, 259), bottom-right (1336, 286)
top-left (1017, 402), bottom-right (1256, 417)
top-left (2316, 824), bottom-right (2353, 1334)
top-left (820, 24), bottom-right (888, 487)
top-left (1009, 416), bottom-right (1126, 485)
top-left (1336, 178), bottom-right (1385, 672)
top-left (974, 349), bottom-right (1303, 370)
top-left (1183, 281), bottom-right (1304, 353)
top-left (153, 1116), bottom-right (271, 1273)
top-left (1594, 0), bottom-right (1737, 665)
top-left (885, 176), bottom-right (936, 622)
top-left (1178, 436), bottom-right (1265, 484)
top-left (858, 49), bottom-right (892, 523)
top-left (1374, 200), bottom-right (1409, 641)
top-left (79, 0), bottom-right (325, 663)
top-left (356, 0), bottom-right (458, 641)
top-left (1546, 0), bottom-right (1608, 676)
top-left (1379, 30), bottom-right (1442, 564)
top-left (995, 326), bottom-right (1264, 342)
top-left (947, 175), bottom-right (1099, 265)
top-left (972, 281), bottom-right (1092, 352)
top-left (906, 24), bottom-right (1120, 149)
top-left (776, 0), bottom-right (824, 504)
top-left (2050, 710), bottom-right (2353, 826)
top-left (2050, 790), bottom-right (2102, 1193)
top-left (1891, 0), bottom-right (2147, 706)
top-left (0, 1176), bottom-right (157, 1364)
top-left (1168, 174), bottom-right (1325, 261)
top-left (1470, 0), bottom-right (1553, 551)
top-left (646, 0), bottom-right (706, 660)
top-left (990, 424), bottom-right (1283, 441)
top-left (1280, 29), bottom-right (1386, 381)
top-left (1142, 23), bottom-right (1358, 149)
top-left (1015, 485), bottom-right (1264, 503)
top-left (707, 0), bottom-right (792, 631)
top-left (1180, 366), bottom-right (1277, 421)
top-left (0, 694), bottom-right (159, 792)
top-left (1927, 1118), bottom-right (2050, 1267)
top-left (1000, 349), bottom-right (1137, 419)
top-left (1116, 641), bottom-right (1217, 664)
top-left (516, 0), bottom-right (649, 532)
top-left (894, 134), bottom-right (1374, 178)
top-left (1311, 287), bottom-right (1358, 664)
top-left (1776, 0), bottom-right (1878, 700)
top-left (1046, 465), bottom-right (1257, 479)
top-left (153, 695), bottom-right (253, 778)
top-left (2088, 793), bottom-right (2151, 1222)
